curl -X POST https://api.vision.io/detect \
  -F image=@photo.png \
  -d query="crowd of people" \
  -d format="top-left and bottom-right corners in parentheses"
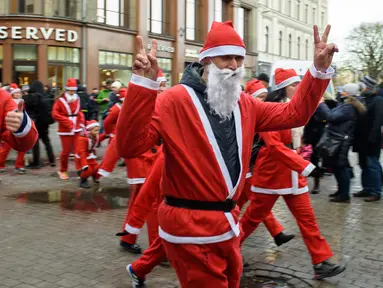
top-left (1, 20), bottom-right (383, 288)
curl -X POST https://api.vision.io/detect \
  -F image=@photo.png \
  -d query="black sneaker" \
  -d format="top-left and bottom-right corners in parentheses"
top-left (120, 241), bottom-right (142, 254)
top-left (330, 196), bottom-right (350, 203)
top-left (329, 191), bottom-right (340, 197)
top-left (353, 190), bottom-right (369, 197)
top-left (80, 178), bottom-right (90, 189)
top-left (127, 264), bottom-right (146, 287)
top-left (313, 260), bottom-right (346, 280)
top-left (274, 232), bottom-right (295, 247)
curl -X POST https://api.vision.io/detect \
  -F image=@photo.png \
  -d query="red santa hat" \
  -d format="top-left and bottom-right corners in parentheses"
top-left (157, 69), bottom-right (167, 83)
top-left (9, 83), bottom-right (19, 90)
top-left (199, 21), bottom-right (246, 61)
top-left (65, 78), bottom-right (78, 91)
top-left (245, 79), bottom-right (268, 98)
top-left (275, 68), bottom-right (301, 90)
top-left (85, 120), bottom-right (100, 130)
top-left (118, 87), bottom-right (127, 100)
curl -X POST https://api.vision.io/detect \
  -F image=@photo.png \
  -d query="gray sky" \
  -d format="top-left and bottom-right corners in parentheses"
top-left (328, 0), bottom-right (383, 65)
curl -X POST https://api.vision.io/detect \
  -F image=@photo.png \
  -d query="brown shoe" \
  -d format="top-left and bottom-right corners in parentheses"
top-left (353, 190), bottom-right (369, 197)
top-left (364, 195), bottom-right (381, 202)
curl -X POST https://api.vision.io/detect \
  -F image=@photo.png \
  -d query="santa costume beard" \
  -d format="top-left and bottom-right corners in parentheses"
top-left (206, 62), bottom-right (244, 121)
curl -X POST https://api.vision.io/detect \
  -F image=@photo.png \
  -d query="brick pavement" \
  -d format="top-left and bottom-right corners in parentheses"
top-left (1, 150), bottom-right (383, 287)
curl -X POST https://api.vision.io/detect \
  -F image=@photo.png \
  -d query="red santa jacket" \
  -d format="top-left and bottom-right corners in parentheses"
top-left (52, 93), bottom-right (84, 135)
top-left (75, 134), bottom-right (106, 170)
top-left (103, 102), bottom-right (122, 137)
top-left (251, 129), bottom-right (314, 196)
top-left (116, 65), bottom-right (333, 244)
top-left (0, 90), bottom-right (38, 152)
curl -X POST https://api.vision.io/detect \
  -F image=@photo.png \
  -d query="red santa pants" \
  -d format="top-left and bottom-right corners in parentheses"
top-left (59, 134), bottom-right (79, 172)
top-left (162, 237), bottom-right (242, 288)
top-left (121, 184), bottom-right (143, 245)
top-left (240, 192), bottom-right (333, 264)
top-left (131, 236), bottom-right (167, 279)
top-left (98, 137), bottom-right (120, 177)
top-left (237, 178), bottom-right (284, 237)
top-left (0, 142), bottom-right (25, 169)
top-left (79, 163), bottom-right (99, 179)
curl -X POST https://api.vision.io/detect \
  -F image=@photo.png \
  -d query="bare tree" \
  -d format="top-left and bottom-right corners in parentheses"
top-left (346, 22), bottom-right (383, 78)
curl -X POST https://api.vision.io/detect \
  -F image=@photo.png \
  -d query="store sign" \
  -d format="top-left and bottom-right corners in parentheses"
top-left (147, 43), bottom-right (175, 53)
top-left (185, 48), bottom-right (199, 59)
top-left (0, 26), bottom-right (78, 43)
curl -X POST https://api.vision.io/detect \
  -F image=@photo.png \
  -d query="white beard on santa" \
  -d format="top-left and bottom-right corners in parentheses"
top-left (206, 62), bottom-right (245, 121)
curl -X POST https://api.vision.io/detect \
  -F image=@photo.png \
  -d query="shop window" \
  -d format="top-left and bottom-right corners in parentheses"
top-left (0, 45), bottom-right (3, 61)
top-left (97, 0), bottom-right (136, 30)
top-left (13, 45), bottom-right (37, 86)
top-left (48, 47), bottom-right (80, 63)
top-left (157, 57), bottom-right (172, 87)
top-left (238, 7), bottom-right (251, 50)
top-left (147, 0), bottom-right (172, 36)
top-left (99, 50), bottom-right (133, 86)
top-left (53, 0), bottom-right (80, 20)
top-left (17, 0), bottom-right (43, 14)
top-left (185, 0), bottom-right (205, 42)
top-left (14, 45), bottom-right (37, 61)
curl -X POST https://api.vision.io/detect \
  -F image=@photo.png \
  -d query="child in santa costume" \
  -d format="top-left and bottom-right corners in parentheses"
top-left (237, 79), bottom-right (295, 249)
top-left (52, 78), bottom-right (85, 180)
top-left (240, 68), bottom-right (345, 280)
top-left (75, 120), bottom-right (105, 188)
top-left (117, 20), bottom-right (341, 287)
top-left (0, 86), bottom-right (26, 174)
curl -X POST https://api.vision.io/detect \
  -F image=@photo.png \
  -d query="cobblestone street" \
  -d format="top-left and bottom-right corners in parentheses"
top-left (0, 139), bottom-right (383, 287)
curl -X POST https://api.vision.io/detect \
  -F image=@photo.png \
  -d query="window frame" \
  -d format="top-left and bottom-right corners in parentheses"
top-left (297, 37), bottom-right (300, 59)
top-left (305, 39), bottom-right (309, 60)
top-left (296, 0), bottom-right (300, 20)
top-left (288, 34), bottom-right (292, 58)
top-left (185, 0), bottom-right (204, 43)
top-left (96, 0), bottom-right (133, 29)
top-left (279, 31), bottom-right (282, 56)
top-left (17, 0), bottom-right (44, 15)
top-left (265, 26), bottom-right (269, 53)
top-left (305, 4), bottom-right (308, 23)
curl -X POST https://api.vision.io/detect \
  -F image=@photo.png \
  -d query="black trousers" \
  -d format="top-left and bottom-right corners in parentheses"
top-left (32, 126), bottom-right (55, 165)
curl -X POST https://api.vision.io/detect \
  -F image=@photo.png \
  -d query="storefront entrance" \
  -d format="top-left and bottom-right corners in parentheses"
top-left (13, 62), bottom-right (37, 86)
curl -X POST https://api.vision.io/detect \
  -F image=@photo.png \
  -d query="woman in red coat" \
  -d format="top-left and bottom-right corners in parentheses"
top-left (240, 68), bottom-right (345, 280)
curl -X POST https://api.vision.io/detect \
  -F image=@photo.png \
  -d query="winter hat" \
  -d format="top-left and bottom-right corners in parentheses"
top-left (245, 79), bottom-right (268, 98)
top-left (85, 120), bottom-right (100, 130)
top-left (275, 68), bottom-right (301, 90)
top-left (111, 81), bottom-right (122, 90)
top-left (65, 78), bottom-right (78, 91)
top-left (157, 69), bottom-right (167, 83)
top-left (199, 21), bottom-right (246, 61)
top-left (343, 83), bottom-right (360, 96)
top-left (360, 76), bottom-right (377, 90)
top-left (118, 87), bottom-right (127, 100)
top-left (256, 73), bottom-right (270, 84)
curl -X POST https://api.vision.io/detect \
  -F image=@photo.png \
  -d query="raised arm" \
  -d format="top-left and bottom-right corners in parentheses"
top-left (116, 37), bottom-right (161, 159)
top-left (255, 25), bottom-right (338, 132)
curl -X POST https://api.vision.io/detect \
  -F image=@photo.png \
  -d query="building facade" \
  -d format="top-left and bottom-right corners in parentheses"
top-left (0, 0), bottom-right (263, 93)
top-left (255, 0), bottom-right (328, 75)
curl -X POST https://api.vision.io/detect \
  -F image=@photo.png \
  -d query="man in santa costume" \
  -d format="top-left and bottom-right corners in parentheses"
top-left (116, 20), bottom-right (339, 287)
top-left (52, 78), bottom-right (85, 180)
top-left (0, 86), bottom-right (27, 174)
top-left (75, 120), bottom-right (105, 188)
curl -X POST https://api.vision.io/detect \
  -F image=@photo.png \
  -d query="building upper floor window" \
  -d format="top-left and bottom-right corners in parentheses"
top-left (147, 0), bottom-right (171, 36)
top-left (264, 26), bottom-right (269, 53)
top-left (279, 0), bottom-right (282, 11)
top-left (53, 0), bottom-right (80, 19)
top-left (13, 45), bottom-right (37, 61)
top-left (279, 31), bottom-right (282, 55)
top-left (97, 0), bottom-right (135, 30)
top-left (186, 0), bottom-right (205, 42)
top-left (297, 37), bottom-right (300, 59)
top-left (312, 7), bottom-right (316, 24)
top-left (305, 4), bottom-right (308, 23)
top-left (238, 7), bottom-right (251, 49)
top-left (321, 12), bottom-right (325, 27)
top-left (17, 0), bottom-right (43, 14)
top-left (296, 0), bottom-right (300, 20)
top-left (288, 0), bottom-right (291, 16)
top-left (288, 34), bottom-right (292, 58)
top-left (214, 0), bottom-right (223, 22)
top-left (305, 39), bottom-right (309, 60)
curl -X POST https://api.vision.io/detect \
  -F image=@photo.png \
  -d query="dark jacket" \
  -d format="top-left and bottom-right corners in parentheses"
top-left (353, 92), bottom-right (383, 156)
top-left (317, 99), bottom-right (358, 167)
top-left (24, 81), bottom-right (50, 129)
top-left (77, 85), bottom-right (89, 112)
top-left (88, 93), bottom-right (100, 121)
top-left (179, 62), bottom-right (240, 186)
top-left (303, 107), bottom-right (327, 146)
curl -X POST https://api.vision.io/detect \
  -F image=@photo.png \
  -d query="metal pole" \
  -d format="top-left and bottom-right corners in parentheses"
top-left (82, 0), bottom-right (87, 86)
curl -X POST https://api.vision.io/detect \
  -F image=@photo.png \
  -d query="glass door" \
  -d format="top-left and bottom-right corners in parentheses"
top-left (13, 61), bottom-right (37, 86)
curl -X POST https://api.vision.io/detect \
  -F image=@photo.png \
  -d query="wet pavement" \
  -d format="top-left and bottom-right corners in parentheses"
top-left (0, 152), bottom-right (383, 287)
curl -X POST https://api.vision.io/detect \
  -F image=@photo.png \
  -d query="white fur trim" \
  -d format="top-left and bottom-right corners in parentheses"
top-left (65, 86), bottom-right (78, 91)
top-left (130, 74), bottom-right (160, 90)
top-left (159, 226), bottom-right (237, 244)
top-left (199, 45), bottom-right (246, 61)
top-left (127, 178), bottom-right (146, 184)
top-left (251, 88), bottom-right (268, 98)
top-left (301, 163), bottom-right (316, 177)
top-left (124, 223), bottom-right (140, 235)
top-left (246, 172), bottom-right (252, 179)
top-left (309, 64), bottom-right (335, 79)
top-left (157, 77), bottom-right (167, 82)
top-left (275, 76), bottom-right (301, 90)
top-left (97, 169), bottom-right (111, 177)
top-left (81, 165), bottom-right (89, 170)
top-left (251, 185), bottom-right (309, 195)
top-left (86, 122), bottom-right (100, 130)
top-left (13, 114), bottom-right (32, 138)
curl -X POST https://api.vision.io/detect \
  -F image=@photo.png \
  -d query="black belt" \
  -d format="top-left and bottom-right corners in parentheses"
top-left (164, 196), bottom-right (236, 212)
top-left (68, 114), bottom-right (78, 117)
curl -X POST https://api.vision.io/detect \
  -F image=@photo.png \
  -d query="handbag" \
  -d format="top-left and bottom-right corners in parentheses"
top-left (315, 126), bottom-right (345, 158)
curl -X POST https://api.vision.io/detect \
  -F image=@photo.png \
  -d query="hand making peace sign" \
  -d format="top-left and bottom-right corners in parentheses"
top-left (133, 36), bottom-right (159, 82)
top-left (313, 25), bottom-right (339, 72)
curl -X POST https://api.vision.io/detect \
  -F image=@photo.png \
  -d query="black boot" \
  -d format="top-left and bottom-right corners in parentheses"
top-left (329, 191), bottom-right (340, 197)
top-left (80, 178), bottom-right (90, 189)
top-left (313, 260), bottom-right (346, 280)
top-left (120, 241), bottom-right (142, 254)
top-left (274, 232), bottom-right (295, 247)
top-left (311, 178), bottom-right (320, 194)
top-left (330, 196), bottom-right (350, 203)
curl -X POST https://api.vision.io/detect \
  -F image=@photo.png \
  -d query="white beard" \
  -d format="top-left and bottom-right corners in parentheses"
top-left (206, 62), bottom-right (244, 121)
top-left (65, 92), bottom-right (78, 103)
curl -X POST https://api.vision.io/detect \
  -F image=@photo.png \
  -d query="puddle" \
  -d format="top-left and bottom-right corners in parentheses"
top-left (7, 187), bottom-right (131, 212)
top-left (240, 277), bottom-right (292, 288)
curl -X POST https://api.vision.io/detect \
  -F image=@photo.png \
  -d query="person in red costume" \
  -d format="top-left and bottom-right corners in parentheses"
top-left (0, 87), bottom-right (38, 168)
top-left (240, 68), bottom-right (345, 280)
top-left (52, 78), bottom-right (85, 180)
top-left (116, 20), bottom-right (339, 287)
top-left (75, 120), bottom-right (105, 188)
top-left (0, 86), bottom-right (27, 174)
